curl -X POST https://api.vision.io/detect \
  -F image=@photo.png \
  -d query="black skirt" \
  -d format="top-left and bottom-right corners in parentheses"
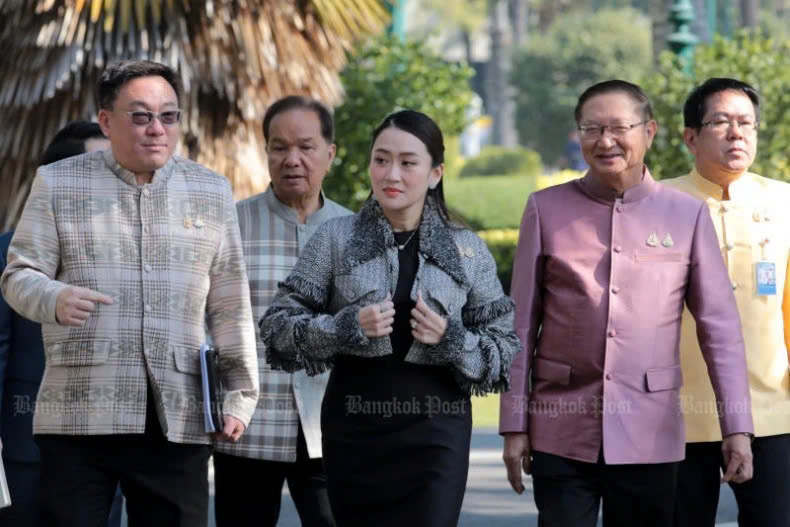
top-left (321, 230), bottom-right (472, 526)
top-left (322, 356), bottom-right (472, 527)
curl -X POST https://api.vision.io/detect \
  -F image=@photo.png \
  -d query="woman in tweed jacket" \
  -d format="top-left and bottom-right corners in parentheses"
top-left (260, 110), bottom-right (519, 526)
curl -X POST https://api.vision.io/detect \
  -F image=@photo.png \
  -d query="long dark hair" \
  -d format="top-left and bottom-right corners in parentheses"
top-left (369, 109), bottom-right (456, 225)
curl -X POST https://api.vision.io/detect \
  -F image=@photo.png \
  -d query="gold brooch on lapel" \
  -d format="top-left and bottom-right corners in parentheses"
top-left (662, 233), bottom-right (674, 247)
top-left (457, 243), bottom-right (475, 258)
top-left (646, 232), bottom-right (659, 247)
top-left (183, 215), bottom-right (194, 229)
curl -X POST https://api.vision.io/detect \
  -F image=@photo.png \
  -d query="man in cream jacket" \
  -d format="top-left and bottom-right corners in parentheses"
top-left (664, 77), bottom-right (790, 527)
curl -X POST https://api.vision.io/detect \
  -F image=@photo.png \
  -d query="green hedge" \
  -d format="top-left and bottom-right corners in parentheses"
top-left (478, 229), bottom-right (519, 295)
top-left (445, 174), bottom-right (533, 230)
top-left (459, 146), bottom-right (542, 179)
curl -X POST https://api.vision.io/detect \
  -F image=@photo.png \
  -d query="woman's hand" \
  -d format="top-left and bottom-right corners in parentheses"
top-left (358, 295), bottom-right (395, 337)
top-left (410, 291), bottom-right (447, 344)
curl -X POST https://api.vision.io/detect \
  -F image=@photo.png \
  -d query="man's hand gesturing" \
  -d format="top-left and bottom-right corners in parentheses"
top-left (55, 286), bottom-right (114, 327)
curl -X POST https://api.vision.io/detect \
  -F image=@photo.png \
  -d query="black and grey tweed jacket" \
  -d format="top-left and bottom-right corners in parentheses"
top-left (259, 195), bottom-right (520, 395)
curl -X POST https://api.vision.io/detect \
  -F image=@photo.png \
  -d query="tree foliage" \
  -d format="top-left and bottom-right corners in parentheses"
top-left (644, 31), bottom-right (790, 182)
top-left (328, 35), bottom-right (475, 210)
top-left (510, 8), bottom-right (652, 164)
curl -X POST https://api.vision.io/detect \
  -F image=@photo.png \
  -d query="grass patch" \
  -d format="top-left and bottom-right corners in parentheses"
top-left (444, 174), bottom-right (534, 230)
top-left (472, 393), bottom-right (500, 428)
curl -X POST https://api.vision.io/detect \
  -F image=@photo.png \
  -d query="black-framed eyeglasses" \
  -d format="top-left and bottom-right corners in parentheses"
top-left (700, 118), bottom-right (758, 133)
top-left (578, 121), bottom-right (647, 139)
top-left (125, 110), bottom-right (182, 126)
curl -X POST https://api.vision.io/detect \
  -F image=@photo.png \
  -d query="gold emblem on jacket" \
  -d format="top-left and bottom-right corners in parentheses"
top-left (646, 232), bottom-right (674, 248)
top-left (457, 244), bottom-right (475, 258)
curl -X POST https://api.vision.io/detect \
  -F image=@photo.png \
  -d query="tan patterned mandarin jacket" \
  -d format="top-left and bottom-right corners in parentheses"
top-left (0, 150), bottom-right (259, 444)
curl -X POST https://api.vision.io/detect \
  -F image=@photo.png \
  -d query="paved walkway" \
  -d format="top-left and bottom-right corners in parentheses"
top-left (123, 428), bottom-right (738, 526)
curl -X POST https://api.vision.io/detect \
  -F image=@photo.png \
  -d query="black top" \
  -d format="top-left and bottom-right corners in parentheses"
top-left (324, 231), bottom-right (467, 433)
top-left (390, 230), bottom-right (419, 360)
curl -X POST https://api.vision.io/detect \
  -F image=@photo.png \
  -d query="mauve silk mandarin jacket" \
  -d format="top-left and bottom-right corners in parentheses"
top-left (499, 170), bottom-right (753, 464)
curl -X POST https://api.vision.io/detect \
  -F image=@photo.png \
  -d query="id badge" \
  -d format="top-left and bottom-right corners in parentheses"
top-left (755, 261), bottom-right (777, 295)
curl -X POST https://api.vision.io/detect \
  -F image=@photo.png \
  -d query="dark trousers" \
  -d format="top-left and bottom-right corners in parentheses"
top-left (34, 406), bottom-right (211, 527)
top-left (213, 426), bottom-right (334, 527)
top-left (674, 434), bottom-right (790, 527)
top-left (0, 459), bottom-right (125, 527)
top-left (531, 450), bottom-right (678, 527)
top-left (0, 460), bottom-right (41, 526)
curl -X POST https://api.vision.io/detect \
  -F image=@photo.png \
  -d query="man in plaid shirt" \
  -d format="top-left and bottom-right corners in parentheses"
top-left (0, 60), bottom-right (258, 527)
top-left (212, 96), bottom-right (350, 527)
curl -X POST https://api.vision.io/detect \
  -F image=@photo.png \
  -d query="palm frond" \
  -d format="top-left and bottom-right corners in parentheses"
top-left (0, 0), bottom-right (389, 230)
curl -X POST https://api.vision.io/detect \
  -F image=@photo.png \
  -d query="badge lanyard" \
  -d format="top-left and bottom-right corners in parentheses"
top-left (756, 237), bottom-right (776, 296)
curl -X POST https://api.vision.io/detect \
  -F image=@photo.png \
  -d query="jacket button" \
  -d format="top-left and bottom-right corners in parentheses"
top-left (616, 205), bottom-right (624, 213)
top-left (605, 374), bottom-right (612, 381)
top-left (726, 243), bottom-right (734, 251)
top-left (608, 329), bottom-right (616, 337)
top-left (613, 246), bottom-right (622, 253)
top-left (611, 286), bottom-right (620, 294)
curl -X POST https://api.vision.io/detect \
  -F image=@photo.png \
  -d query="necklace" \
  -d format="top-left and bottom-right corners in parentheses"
top-left (396, 230), bottom-right (417, 251)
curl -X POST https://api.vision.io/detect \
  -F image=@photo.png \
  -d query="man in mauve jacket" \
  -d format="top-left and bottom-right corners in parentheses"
top-left (500, 80), bottom-right (754, 527)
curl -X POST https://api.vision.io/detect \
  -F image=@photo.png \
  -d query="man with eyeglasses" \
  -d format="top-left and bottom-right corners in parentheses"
top-left (0, 60), bottom-right (259, 527)
top-left (500, 80), bottom-right (753, 527)
top-left (663, 78), bottom-right (790, 527)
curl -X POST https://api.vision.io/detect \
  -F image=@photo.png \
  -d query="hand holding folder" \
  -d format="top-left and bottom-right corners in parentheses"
top-left (199, 344), bottom-right (224, 434)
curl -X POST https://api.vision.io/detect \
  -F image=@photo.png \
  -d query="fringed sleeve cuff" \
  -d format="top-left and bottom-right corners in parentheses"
top-left (448, 295), bottom-right (519, 396)
top-left (333, 304), bottom-right (370, 350)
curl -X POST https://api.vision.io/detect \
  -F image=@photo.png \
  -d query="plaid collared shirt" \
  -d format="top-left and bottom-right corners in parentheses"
top-left (0, 150), bottom-right (258, 444)
top-left (214, 188), bottom-right (350, 461)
